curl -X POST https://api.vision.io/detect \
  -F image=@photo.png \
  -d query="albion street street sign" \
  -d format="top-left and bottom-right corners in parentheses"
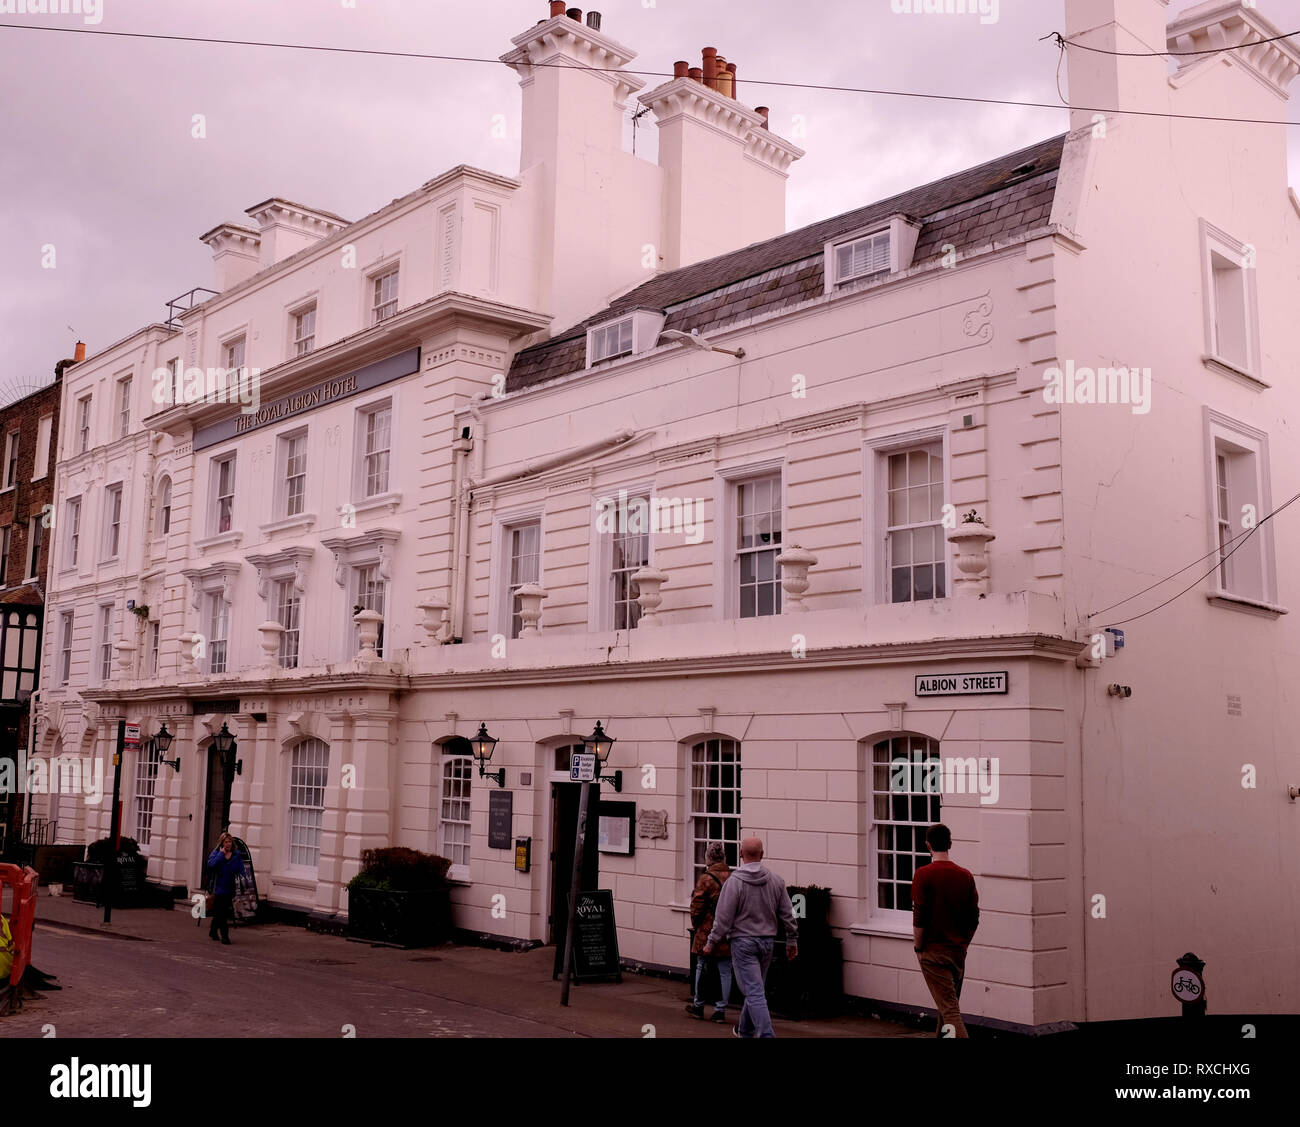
top-left (915, 671), bottom-right (1009, 697)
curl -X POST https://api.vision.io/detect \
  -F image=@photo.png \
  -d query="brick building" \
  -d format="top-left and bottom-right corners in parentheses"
top-left (0, 347), bottom-right (72, 854)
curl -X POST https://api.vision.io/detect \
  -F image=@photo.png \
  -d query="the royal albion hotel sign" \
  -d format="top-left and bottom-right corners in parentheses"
top-left (192, 347), bottom-right (419, 451)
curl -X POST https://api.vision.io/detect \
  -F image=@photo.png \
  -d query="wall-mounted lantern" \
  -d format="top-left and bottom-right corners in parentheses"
top-left (472, 722), bottom-right (505, 788)
top-left (155, 722), bottom-right (180, 773)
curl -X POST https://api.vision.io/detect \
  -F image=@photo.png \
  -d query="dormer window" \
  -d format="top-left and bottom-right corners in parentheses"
top-left (824, 215), bottom-right (923, 294)
top-left (585, 309), bottom-right (667, 368)
top-left (590, 318), bottom-right (633, 364)
top-left (835, 232), bottom-right (890, 285)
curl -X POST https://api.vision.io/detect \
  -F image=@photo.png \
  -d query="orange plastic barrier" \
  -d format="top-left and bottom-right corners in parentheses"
top-left (0, 865), bottom-right (39, 987)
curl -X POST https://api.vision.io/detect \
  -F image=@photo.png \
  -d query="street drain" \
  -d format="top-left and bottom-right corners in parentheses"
top-left (306, 958), bottom-right (356, 966)
top-left (408, 956), bottom-right (442, 963)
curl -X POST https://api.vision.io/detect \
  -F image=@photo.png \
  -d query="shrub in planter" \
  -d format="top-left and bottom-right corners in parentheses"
top-left (346, 847), bottom-right (453, 948)
top-left (768, 884), bottom-right (843, 1020)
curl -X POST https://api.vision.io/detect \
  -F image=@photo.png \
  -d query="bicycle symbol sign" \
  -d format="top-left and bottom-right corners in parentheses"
top-left (1171, 969), bottom-right (1204, 1003)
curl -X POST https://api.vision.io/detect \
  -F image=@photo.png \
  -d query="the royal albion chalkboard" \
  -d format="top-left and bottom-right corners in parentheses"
top-left (488, 790), bottom-right (514, 850)
top-left (569, 889), bottom-right (622, 982)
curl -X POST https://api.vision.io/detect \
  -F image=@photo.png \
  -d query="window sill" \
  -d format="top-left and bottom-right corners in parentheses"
top-left (349, 491), bottom-right (402, 517)
top-left (195, 530), bottom-right (244, 553)
top-left (0, 485), bottom-right (13, 496)
top-left (849, 921), bottom-right (913, 939)
top-left (667, 901), bottom-right (691, 914)
top-left (259, 512), bottom-right (317, 537)
top-left (272, 872), bottom-right (318, 891)
top-left (1206, 590), bottom-right (1288, 619)
top-left (1202, 354), bottom-right (1268, 390)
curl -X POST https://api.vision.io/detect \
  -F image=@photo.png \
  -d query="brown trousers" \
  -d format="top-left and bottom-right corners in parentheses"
top-left (918, 946), bottom-right (968, 1038)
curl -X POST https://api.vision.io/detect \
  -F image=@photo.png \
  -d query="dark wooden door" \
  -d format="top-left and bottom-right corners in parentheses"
top-left (201, 741), bottom-right (236, 885)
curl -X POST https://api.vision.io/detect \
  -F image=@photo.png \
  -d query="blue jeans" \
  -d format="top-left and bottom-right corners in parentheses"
top-left (730, 936), bottom-right (776, 1038)
top-left (693, 954), bottom-right (733, 1011)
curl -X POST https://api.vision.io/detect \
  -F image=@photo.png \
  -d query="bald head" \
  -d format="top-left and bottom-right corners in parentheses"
top-left (740, 837), bottom-right (764, 862)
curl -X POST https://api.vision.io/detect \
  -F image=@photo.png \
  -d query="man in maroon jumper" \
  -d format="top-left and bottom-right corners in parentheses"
top-left (912, 823), bottom-right (979, 1038)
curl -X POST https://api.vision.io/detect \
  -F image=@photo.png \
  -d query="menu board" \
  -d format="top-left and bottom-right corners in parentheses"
top-left (569, 889), bottom-right (622, 982)
top-left (488, 790), bottom-right (514, 850)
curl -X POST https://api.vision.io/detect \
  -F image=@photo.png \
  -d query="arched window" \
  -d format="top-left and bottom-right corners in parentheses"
top-left (157, 476), bottom-right (172, 536)
top-left (438, 738), bottom-right (473, 874)
top-left (690, 737), bottom-right (741, 880)
top-left (869, 734), bottom-right (942, 913)
top-left (288, 738), bottom-right (330, 869)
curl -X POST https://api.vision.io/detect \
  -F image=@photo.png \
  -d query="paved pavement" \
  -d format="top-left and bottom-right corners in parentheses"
top-left (1, 893), bottom-right (925, 1039)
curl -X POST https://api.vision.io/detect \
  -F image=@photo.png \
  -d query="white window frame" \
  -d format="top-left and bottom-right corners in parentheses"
top-left (63, 496), bottom-right (82, 570)
top-left (76, 394), bottom-right (92, 454)
top-left (687, 737), bottom-right (742, 886)
top-left (204, 591), bottom-right (230, 675)
top-left (2, 430), bottom-right (18, 489)
top-left (864, 428), bottom-right (949, 606)
top-left (588, 483), bottom-right (654, 632)
top-left (287, 738), bottom-right (330, 872)
top-left (117, 374), bottom-right (132, 439)
top-left (865, 733), bottom-right (943, 933)
top-left (1204, 409), bottom-right (1281, 614)
top-left (157, 476), bottom-right (172, 537)
top-left (249, 548), bottom-right (313, 669)
top-left (291, 302), bottom-right (317, 357)
top-left (713, 460), bottom-right (785, 621)
top-left (439, 752), bottom-right (473, 880)
top-left (350, 562), bottom-right (387, 657)
top-left (275, 577), bottom-right (302, 669)
top-left (491, 510), bottom-right (543, 640)
top-left (32, 413), bottom-right (52, 481)
top-left (1199, 220), bottom-right (1263, 385)
top-left (148, 619), bottom-right (160, 676)
top-left (824, 215), bottom-right (923, 293)
top-left (277, 428), bottom-right (309, 520)
top-left (133, 738), bottom-right (161, 847)
top-left (102, 482), bottom-right (123, 561)
top-left (321, 530), bottom-right (398, 658)
top-left (209, 452), bottom-right (238, 538)
top-left (222, 333), bottom-right (247, 375)
top-left (25, 515), bottom-right (43, 581)
top-left (585, 310), bottom-right (666, 368)
top-left (354, 400), bottom-right (393, 502)
top-left (370, 265), bottom-right (400, 325)
top-left (58, 610), bottom-right (73, 685)
top-left (183, 562), bottom-right (240, 675)
top-left (96, 603), bottom-right (114, 684)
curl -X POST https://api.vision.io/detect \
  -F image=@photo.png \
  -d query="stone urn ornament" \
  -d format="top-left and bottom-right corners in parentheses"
top-left (417, 597), bottom-right (449, 645)
top-left (631, 566), bottom-right (668, 627)
top-left (353, 608), bottom-right (383, 659)
top-left (257, 621), bottom-right (285, 668)
top-left (946, 510), bottom-right (995, 596)
top-left (776, 545), bottom-right (818, 612)
top-left (514, 584), bottom-right (548, 637)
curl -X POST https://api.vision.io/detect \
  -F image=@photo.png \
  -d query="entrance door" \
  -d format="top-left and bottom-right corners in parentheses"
top-left (201, 740), bottom-right (236, 884)
top-left (550, 781), bottom-right (600, 975)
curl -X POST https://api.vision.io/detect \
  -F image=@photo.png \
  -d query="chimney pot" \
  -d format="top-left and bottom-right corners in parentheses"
top-left (702, 46), bottom-right (718, 89)
top-left (585, 10), bottom-right (601, 30)
top-left (549, 1), bottom-right (565, 15)
top-left (73, 340), bottom-right (86, 364)
top-left (688, 67), bottom-right (703, 83)
top-left (674, 60), bottom-right (689, 78)
top-left (566, 7), bottom-right (581, 20)
top-left (726, 62), bottom-right (737, 99)
top-left (756, 106), bottom-right (770, 129)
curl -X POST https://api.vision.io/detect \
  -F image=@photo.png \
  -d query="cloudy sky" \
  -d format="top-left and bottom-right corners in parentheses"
top-left (1, 0), bottom-right (1296, 397)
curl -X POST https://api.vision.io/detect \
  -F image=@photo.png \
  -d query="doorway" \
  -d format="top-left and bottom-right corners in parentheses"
top-left (201, 739), bottom-right (236, 884)
top-left (549, 781), bottom-right (600, 976)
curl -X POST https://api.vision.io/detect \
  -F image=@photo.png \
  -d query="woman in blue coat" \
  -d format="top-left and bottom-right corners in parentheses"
top-left (206, 832), bottom-right (245, 944)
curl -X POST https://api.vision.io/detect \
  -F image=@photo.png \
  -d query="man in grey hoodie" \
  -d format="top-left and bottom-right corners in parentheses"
top-left (703, 836), bottom-right (797, 1038)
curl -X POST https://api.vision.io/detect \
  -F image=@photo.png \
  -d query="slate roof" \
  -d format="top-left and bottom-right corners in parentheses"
top-left (507, 132), bottom-right (1066, 393)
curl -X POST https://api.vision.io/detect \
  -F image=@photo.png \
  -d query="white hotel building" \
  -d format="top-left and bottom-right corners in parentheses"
top-left (36, 1), bottom-right (1300, 1031)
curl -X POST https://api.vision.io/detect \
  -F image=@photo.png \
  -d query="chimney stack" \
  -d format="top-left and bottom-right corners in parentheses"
top-left (73, 341), bottom-right (86, 364)
top-left (1063, 0), bottom-right (1170, 132)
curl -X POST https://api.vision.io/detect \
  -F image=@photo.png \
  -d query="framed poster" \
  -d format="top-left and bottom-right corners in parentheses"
top-left (596, 800), bottom-right (635, 856)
